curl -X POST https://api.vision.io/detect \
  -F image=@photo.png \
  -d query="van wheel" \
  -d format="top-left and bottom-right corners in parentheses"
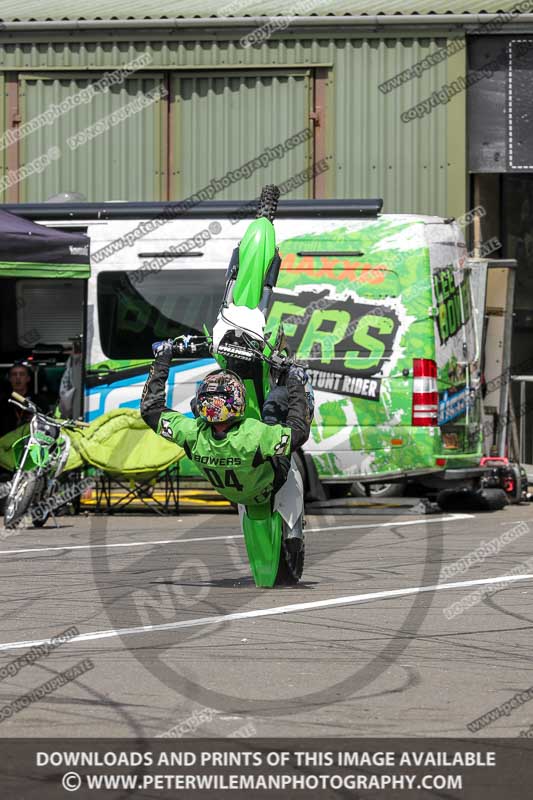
top-left (350, 481), bottom-right (407, 498)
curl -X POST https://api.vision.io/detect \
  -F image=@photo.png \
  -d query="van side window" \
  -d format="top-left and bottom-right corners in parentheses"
top-left (97, 270), bottom-right (226, 359)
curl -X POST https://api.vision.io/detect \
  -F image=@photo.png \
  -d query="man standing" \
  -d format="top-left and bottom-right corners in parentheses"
top-left (0, 362), bottom-right (36, 437)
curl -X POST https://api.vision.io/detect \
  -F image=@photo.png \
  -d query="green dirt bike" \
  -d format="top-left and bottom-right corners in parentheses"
top-left (3, 392), bottom-right (88, 529)
top-left (173, 185), bottom-right (309, 587)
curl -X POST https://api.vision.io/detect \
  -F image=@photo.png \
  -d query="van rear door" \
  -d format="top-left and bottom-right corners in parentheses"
top-left (434, 259), bottom-right (487, 454)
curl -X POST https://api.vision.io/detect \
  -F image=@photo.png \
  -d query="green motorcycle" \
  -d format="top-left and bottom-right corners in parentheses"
top-left (3, 392), bottom-right (88, 529)
top-left (174, 186), bottom-right (309, 587)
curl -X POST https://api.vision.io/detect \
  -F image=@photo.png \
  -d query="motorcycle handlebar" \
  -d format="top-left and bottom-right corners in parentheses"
top-left (171, 335), bottom-right (211, 356)
top-left (8, 393), bottom-right (90, 429)
top-left (9, 393), bottom-right (38, 414)
top-left (55, 418), bottom-right (90, 429)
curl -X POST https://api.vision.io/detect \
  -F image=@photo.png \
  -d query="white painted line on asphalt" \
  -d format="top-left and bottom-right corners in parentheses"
top-left (0, 514), bottom-right (471, 556)
top-left (305, 513), bottom-right (473, 533)
top-left (1, 568), bottom-right (530, 653)
top-left (0, 534), bottom-right (244, 556)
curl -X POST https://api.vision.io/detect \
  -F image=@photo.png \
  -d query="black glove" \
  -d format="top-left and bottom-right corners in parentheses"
top-left (287, 364), bottom-right (308, 385)
top-left (151, 339), bottom-right (174, 365)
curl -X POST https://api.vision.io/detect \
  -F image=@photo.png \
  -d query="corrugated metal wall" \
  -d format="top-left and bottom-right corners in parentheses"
top-left (173, 72), bottom-right (312, 199)
top-left (0, 40), bottom-right (334, 71)
top-left (333, 39), bottom-right (449, 214)
top-left (19, 74), bottom-right (166, 201)
top-left (0, 35), bottom-right (466, 215)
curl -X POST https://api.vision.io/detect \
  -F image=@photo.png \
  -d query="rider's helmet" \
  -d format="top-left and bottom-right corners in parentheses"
top-left (195, 370), bottom-right (246, 424)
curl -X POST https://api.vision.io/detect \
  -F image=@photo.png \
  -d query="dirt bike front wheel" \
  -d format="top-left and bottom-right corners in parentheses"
top-left (274, 516), bottom-right (305, 585)
top-left (4, 474), bottom-right (43, 529)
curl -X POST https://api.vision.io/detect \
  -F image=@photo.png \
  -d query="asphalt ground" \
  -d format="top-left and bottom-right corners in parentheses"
top-left (0, 504), bottom-right (532, 739)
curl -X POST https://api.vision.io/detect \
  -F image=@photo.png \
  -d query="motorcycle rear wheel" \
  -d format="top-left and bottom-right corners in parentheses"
top-left (32, 511), bottom-right (50, 528)
top-left (4, 474), bottom-right (43, 529)
top-left (256, 184), bottom-right (280, 222)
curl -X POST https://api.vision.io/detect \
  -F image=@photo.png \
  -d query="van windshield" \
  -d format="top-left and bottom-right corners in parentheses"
top-left (97, 269), bottom-right (227, 359)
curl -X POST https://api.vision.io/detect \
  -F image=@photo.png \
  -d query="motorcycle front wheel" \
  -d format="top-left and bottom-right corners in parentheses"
top-left (4, 474), bottom-right (43, 529)
top-left (274, 517), bottom-right (305, 585)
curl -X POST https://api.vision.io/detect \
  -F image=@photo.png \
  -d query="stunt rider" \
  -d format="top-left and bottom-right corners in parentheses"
top-left (140, 340), bottom-right (312, 518)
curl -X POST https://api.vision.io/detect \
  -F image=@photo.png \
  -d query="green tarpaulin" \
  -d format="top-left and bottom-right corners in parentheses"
top-left (0, 409), bottom-right (184, 477)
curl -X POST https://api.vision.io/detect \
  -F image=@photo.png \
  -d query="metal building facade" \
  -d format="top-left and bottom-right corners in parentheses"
top-left (0, 5), bottom-right (484, 216)
top-left (20, 73), bottom-right (167, 201)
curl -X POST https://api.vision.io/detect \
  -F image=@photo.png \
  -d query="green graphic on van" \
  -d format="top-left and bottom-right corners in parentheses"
top-left (84, 213), bottom-right (487, 485)
top-left (433, 267), bottom-right (472, 345)
top-left (268, 289), bottom-right (401, 401)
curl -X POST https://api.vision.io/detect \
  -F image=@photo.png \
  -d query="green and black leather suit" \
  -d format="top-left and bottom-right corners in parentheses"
top-left (140, 352), bottom-right (311, 507)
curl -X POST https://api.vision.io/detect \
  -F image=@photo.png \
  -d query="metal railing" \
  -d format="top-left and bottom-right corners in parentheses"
top-left (511, 375), bottom-right (533, 464)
